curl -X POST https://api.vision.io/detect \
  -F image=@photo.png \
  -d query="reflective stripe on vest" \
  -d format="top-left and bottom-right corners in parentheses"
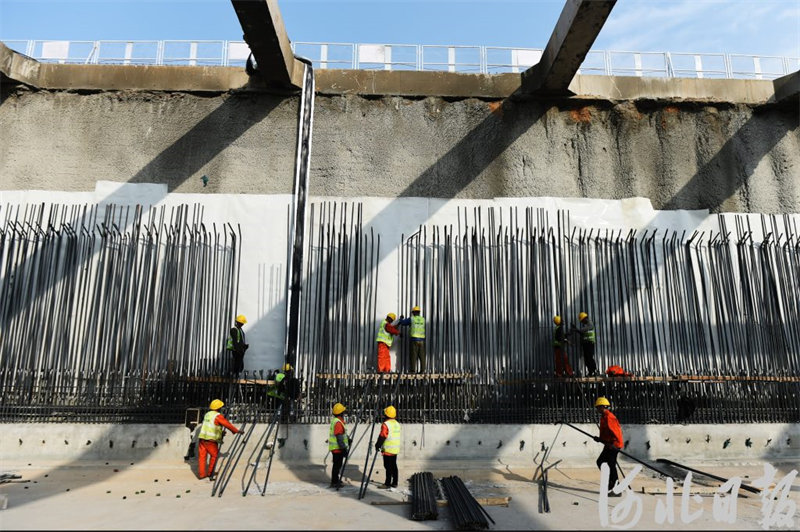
top-left (328, 417), bottom-right (349, 451)
top-left (410, 315), bottom-right (425, 339)
top-left (582, 327), bottom-right (596, 344)
top-left (199, 411), bottom-right (223, 441)
top-left (382, 419), bottom-right (401, 455)
top-left (376, 319), bottom-right (393, 346)
top-left (553, 325), bottom-right (563, 347)
top-left (226, 328), bottom-right (242, 350)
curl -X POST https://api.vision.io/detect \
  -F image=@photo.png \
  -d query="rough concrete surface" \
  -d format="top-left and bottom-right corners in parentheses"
top-left (1, 87), bottom-right (798, 214)
top-left (1, 459), bottom-right (797, 530)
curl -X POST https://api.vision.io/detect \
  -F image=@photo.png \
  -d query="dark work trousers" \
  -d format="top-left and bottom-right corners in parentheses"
top-left (331, 451), bottom-right (345, 485)
top-left (581, 342), bottom-right (597, 375)
top-left (410, 341), bottom-right (426, 373)
top-left (596, 446), bottom-right (620, 492)
top-left (231, 352), bottom-right (244, 374)
top-left (383, 454), bottom-right (398, 487)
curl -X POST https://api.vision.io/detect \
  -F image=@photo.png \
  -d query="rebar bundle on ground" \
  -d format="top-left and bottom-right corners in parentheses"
top-left (410, 472), bottom-right (439, 521)
top-left (440, 475), bottom-right (492, 530)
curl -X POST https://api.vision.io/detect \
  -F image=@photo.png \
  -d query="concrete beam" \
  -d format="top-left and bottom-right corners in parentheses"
top-left (521, 0), bottom-right (617, 95)
top-left (773, 69), bottom-right (800, 103)
top-left (230, 0), bottom-right (305, 89)
top-left (0, 41), bottom-right (42, 88)
top-left (1, 43), bottom-right (781, 104)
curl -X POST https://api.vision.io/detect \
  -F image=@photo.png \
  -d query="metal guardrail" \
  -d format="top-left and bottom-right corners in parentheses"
top-left (3, 39), bottom-right (798, 80)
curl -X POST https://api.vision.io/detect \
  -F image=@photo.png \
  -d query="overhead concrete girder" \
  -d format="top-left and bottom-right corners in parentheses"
top-left (230, 0), bottom-right (305, 90)
top-left (773, 69), bottom-right (800, 103)
top-left (521, 0), bottom-right (616, 96)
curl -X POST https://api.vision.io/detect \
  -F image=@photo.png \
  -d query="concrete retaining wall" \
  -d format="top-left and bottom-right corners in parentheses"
top-left (1, 87), bottom-right (798, 214)
top-left (4, 422), bottom-right (798, 468)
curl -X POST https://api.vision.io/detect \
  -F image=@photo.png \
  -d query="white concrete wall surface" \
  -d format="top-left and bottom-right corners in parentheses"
top-left (3, 422), bottom-right (798, 468)
top-left (4, 182), bottom-right (794, 372)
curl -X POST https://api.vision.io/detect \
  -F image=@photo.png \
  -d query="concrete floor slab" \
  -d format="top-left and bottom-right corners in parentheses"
top-left (1, 459), bottom-right (797, 530)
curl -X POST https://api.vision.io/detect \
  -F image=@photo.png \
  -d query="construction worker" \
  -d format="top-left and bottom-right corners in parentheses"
top-left (572, 312), bottom-right (597, 376)
top-left (226, 314), bottom-right (249, 374)
top-left (397, 306), bottom-right (426, 373)
top-left (329, 403), bottom-right (349, 488)
top-left (375, 405), bottom-right (401, 489)
top-left (375, 313), bottom-right (401, 373)
top-left (593, 397), bottom-right (623, 496)
top-left (197, 399), bottom-right (240, 480)
top-left (553, 315), bottom-right (574, 377)
top-left (267, 363), bottom-right (293, 400)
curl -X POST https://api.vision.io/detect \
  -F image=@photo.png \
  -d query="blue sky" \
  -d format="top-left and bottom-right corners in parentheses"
top-left (1, 0), bottom-right (798, 58)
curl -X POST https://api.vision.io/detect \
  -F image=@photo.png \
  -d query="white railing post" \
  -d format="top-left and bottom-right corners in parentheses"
top-left (189, 42), bottom-right (198, 66)
top-left (156, 40), bottom-right (164, 66)
top-left (753, 56), bottom-right (762, 80)
top-left (634, 53), bottom-right (642, 77)
top-left (320, 44), bottom-right (328, 70)
top-left (124, 42), bottom-right (133, 65)
top-left (448, 46), bottom-right (456, 73)
top-left (694, 54), bottom-right (704, 78)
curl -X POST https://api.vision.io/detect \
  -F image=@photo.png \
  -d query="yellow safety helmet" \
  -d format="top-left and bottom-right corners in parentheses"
top-left (553, 315), bottom-right (561, 325)
top-left (332, 403), bottom-right (346, 415)
top-left (384, 405), bottom-right (397, 419)
top-left (387, 312), bottom-right (397, 321)
top-left (236, 314), bottom-right (247, 324)
top-left (210, 399), bottom-right (224, 411)
top-left (412, 306), bottom-right (421, 312)
top-left (282, 363), bottom-right (293, 372)
top-left (578, 312), bottom-right (588, 321)
top-left (594, 397), bottom-right (610, 408)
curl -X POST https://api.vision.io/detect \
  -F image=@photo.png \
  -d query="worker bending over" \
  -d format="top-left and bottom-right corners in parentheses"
top-left (198, 399), bottom-right (240, 480)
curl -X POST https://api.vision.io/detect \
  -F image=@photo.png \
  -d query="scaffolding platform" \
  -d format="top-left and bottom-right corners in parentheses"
top-left (315, 372), bottom-right (474, 380)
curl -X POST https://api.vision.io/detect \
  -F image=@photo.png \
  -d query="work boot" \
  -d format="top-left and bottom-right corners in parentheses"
top-left (329, 481), bottom-right (343, 489)
top-left (377, 483), bottom-right (391, 489)
top-left (608, 490), bottom-right (622, 497)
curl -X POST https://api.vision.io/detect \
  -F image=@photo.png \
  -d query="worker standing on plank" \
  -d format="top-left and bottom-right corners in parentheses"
top-left (376, 313), bottom-right (401, 373)
top-left (397, 305), bottom-right (426, 373)
top-left (375, 405), bottom-right (401, 489)
top-left (553, 315), bottom-right (574, 377)
top-left (329, 403), bottom-right (349, 488)
top-left (593, 396), bottom-right (623, 496)
top-left (197, 399), bottom-right (240, 480)
top-left (226, 314), bottom-right (249, 374)
top-left (572, 312), bottom-right (597, 376)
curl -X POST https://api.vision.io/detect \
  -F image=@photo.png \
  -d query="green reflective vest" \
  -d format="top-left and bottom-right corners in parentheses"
top-left (199, 411), bottom-right (223, 441)
top-left (226, 328), bottom-right (242, 350)
top-left (328, 416), bottom-right (348, 451)
top-left (410, 315), bottom-right (425, 339)
top-left (376, 319), bottom-right (393, 346)
top-left (268, 372), bottom-right (286, 398)
top-left (382, 419), bottom-right (401, 455)
top-left (581, 322), bottom-right (596, 344)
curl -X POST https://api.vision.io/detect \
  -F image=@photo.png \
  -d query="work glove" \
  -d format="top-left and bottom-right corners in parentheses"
top-left (375, 443), bottom-right (382, 452)
top-left (342, 448), bottom-right (349, 458)
top-left (399, 315), bottom-right (405, 321)
top-left (593, 436), bottom-right (601, 443)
